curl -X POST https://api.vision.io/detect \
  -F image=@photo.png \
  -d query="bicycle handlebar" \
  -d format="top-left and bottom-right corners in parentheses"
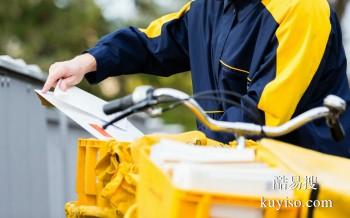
top-left (103, 94), bottom-right (134, 115)
top-left (103, 86), bottom-right (346, 141)
top-left (103, 86), bottom-right (154, 115)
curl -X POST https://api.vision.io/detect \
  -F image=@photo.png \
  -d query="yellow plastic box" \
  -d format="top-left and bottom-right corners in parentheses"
top-left (137, 146), bottom-right (298, 218)
top-left (66, 138), bottom-right (122, 218)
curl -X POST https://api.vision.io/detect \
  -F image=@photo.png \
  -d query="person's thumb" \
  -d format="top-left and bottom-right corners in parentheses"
top-left (60, 76), bottom-right (77, 91)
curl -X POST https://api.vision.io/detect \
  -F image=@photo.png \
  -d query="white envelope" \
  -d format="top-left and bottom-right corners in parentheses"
top-left (35, 86), bottom-right (143, 142)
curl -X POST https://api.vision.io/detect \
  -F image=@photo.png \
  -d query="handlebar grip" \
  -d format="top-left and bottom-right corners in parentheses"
top-left (330, 120), bottom-right (345, 142)
top-left (103, 95), bottom-right (134, 115)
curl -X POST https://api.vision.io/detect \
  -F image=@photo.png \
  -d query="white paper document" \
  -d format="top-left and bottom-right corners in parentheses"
top-left (35, 86), bottom-right (143, 142)
top-left (150, 139), bottom-right (293, 218)
top-left (150, 139), bottom-right (256, 164)
top-left (171, 163), bottom-right (293, 198)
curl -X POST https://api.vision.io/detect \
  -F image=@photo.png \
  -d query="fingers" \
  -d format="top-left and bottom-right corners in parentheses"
top-left (60, 76), bottom-right (78, 91)
top-left (42, 76), bottom-right (56, 93)
top-left (42, 63), bottom-right (63, 93)
top-left (42, 55), bottom-right (91, 93)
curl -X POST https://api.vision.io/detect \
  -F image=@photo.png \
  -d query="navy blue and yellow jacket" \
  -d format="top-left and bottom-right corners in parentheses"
top-left (86, 0), bottom-right (350, 158)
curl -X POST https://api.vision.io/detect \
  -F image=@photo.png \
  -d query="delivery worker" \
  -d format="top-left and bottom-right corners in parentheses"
top-left (42, 0), bottom-right (350, 158)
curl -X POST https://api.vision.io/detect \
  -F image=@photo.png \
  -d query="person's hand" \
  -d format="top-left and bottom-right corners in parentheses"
top-left (42, 53), bottom-right (97, 93)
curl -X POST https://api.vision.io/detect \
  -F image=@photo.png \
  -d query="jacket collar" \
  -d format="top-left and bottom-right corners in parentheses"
top-left (223, 0), bottom-right (260, 22)
top-left (224, 0), bottom-right (232, 11)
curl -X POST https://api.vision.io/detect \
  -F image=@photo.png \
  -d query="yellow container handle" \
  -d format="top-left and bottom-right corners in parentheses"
top-left (124, 203), bottom-right (137, 218)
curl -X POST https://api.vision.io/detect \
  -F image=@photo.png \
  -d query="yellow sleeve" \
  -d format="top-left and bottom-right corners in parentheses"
top-left (259, 0), bottom-right (331, 126)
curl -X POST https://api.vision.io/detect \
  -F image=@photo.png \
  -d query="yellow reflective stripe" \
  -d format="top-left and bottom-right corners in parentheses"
top-left (205, 111), bottom-right (224, 114)
top-left (259, 0), bottom-right (331, 126)
top-left (220, 60), bottom-right (250, 74)
top-left (139, 1), bottom-right (192, 38)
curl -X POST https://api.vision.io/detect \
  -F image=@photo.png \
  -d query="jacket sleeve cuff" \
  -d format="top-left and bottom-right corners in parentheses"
top-left (84, 45), bottom-right (118, 84)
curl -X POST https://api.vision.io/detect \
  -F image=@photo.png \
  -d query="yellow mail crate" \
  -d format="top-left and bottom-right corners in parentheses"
top-left (66, 138), bottom-right (128, 218)
top-left (66, 132), bottom-right (350, 218)
top-left (75, 139), bottom-right (108, 206)
top-left (136, 145), bottom-right (298, 218)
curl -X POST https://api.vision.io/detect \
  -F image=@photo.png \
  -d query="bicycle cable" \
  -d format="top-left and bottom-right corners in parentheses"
top-left (159, 90), bottom-right (259, 123)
